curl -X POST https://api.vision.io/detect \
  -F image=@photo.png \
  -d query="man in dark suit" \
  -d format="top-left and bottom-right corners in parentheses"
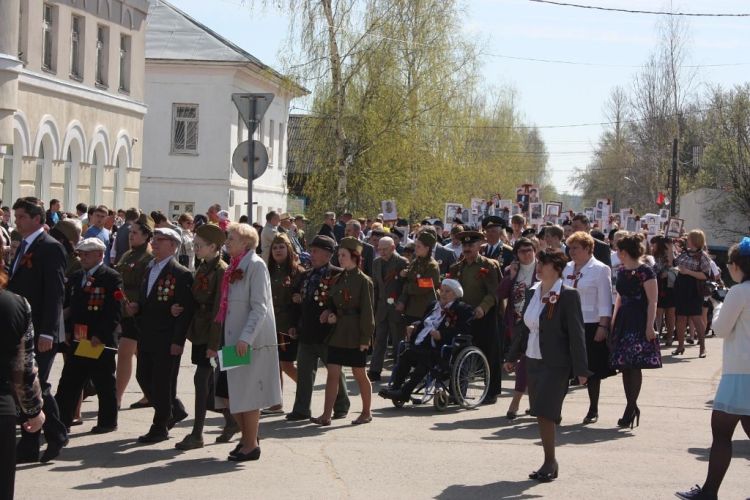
top-left (56, 238), bottom-right (122, 433)
top-left (317, 211), bottom-right (336, 240)
top-left (481, 216), bottom-right (514, 269)
top-left (112, 207), bottom-right (139, 265)
top-left (8, 197), bottom-right (68, 463)
top-left (44, 198), bottom-right (62, 227)
top-left (379, 279), bottom-right (474, 402)
top-left (286, 235), bottom-right (350, 421)
top-left (571, 214), bottom-right (611, 267)
top-left (368, 236), bottom-right (409, 381)
top-left (333, 212), bottom-right (351, 242)
top-left (126, 227), bottom-right (194, 443)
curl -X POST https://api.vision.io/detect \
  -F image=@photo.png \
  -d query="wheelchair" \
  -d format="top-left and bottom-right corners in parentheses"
top-left (388, 334), bottom-right (490, 411)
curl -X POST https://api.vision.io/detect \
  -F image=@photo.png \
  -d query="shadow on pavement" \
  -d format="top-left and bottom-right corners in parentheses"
top-left (436, 479), bottom-right (542, 499)
top-left (688, 441), bottom-right (750, 463)
top-left (48, 438), bottom-right (182, 471)
top-left (73, 457), bottom-right (235, 490)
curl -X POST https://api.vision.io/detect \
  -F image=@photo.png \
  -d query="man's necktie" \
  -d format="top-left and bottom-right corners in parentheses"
top-left (11, 240), bottom-right (28, 276)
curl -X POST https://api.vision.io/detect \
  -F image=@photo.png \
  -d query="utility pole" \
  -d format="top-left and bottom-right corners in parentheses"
top-left (670, 138), bottom-right (679, 217)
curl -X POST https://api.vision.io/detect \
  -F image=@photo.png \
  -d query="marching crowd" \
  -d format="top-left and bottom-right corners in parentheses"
top-left (0, 197), bottom-right (748, 500)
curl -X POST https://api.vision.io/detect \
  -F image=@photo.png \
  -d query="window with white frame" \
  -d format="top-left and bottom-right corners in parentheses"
top-left (171, 104), bottom-right (199, 154)
top-left (119, 34), bottom-right (131, 92)
top-left (70, 15), bottom-right (83, 79)
top-left (269, 119), bottom-right (275, 164)
top-left (42, 4), bottom-right (55, 71)
top-left (95, 25), bottom-right (109, 86)
top-left (278, 122), bottom-right (285, 168)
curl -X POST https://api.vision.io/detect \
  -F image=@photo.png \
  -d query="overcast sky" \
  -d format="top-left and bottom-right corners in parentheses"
top-left (169, 0), bottom-right (750, 194)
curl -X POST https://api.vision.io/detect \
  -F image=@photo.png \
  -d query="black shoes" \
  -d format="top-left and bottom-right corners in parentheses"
top-left (378, 389), bottom-right (409, 402)
top-left (167, 409), bottom-right (189, 430)
top-left (480, 396), bottom-right (498, 406)
top-left (332, 411), bottom-right (349, 420)
top-left (506, 410), bottom-right (518, 421)
top-left (129, 400), bottom-right (152, 409)
top-left (582, 411), bottom-right (599, 424)
top-left (285, 412), bottom-right (310, 421)
top-left (228, 446), bottom-right (261, 462)
top-left (675, 485), bottom-right (717, 500)
top-left (91, 424), bottom-right (118, 434)
top-left (138, 431), bottom-right (169, 444)
top-left (40, 438), bottom-right (68, 463)
top-left (529, 463), bottom-right (559, 482)
top-left (617, 407), bottom-right (641, 429)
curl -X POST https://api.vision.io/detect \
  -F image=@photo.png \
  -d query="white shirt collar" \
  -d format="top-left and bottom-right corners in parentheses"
top-left (531, 278), bottom-right (563, 296)
top-left (23, 227), bottom-right (45, 246)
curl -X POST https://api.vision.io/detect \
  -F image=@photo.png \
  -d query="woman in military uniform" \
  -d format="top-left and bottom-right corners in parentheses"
top-left (396, 232), bottom-right (441, 322)
top-left (173, 224), bottom-right (234, 450)
top-left (114, 214), bottom-right (154, 409)
top-left (264, 233), bottom-right (305, 415)
top-left (312, 237), bottom-right (375, 426)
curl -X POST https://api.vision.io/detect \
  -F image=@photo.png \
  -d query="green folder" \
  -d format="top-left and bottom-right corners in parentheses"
top-left (220, 346), bottom-right (252, 368)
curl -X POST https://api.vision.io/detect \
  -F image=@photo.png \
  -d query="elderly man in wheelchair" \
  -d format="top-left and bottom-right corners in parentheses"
top-left (378, 279), bottom-right (477, 407)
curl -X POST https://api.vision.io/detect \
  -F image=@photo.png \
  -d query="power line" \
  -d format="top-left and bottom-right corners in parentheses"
top-left (483, 51), bottom-right (750, 68)
top-left (527, 0), bottom-right (750, 17)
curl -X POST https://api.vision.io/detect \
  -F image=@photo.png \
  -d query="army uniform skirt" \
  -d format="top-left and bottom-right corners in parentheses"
top-left (526, 357), bottom-right (570, 424)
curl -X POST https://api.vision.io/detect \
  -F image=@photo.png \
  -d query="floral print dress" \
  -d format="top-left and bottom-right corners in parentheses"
top-left (609, 264), bottom-right (662, 370)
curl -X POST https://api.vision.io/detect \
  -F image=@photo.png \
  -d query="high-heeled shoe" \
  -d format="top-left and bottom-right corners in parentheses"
top-left (699, 349), bottom-right (707, 358)
top-left (529, 465), bottom-right (559, 482)
top-left (617, 407), bottom-right (640, 429)
top-left (582, 411), bottom-right (598, 424)
top-left (506, 410), bottom-right (518, 421)
top-left (228, 446), bottom-right (261, 462)
top-left (672, 347), bottom-right (685, 355)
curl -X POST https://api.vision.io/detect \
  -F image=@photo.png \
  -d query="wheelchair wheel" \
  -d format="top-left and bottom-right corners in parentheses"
top-left (433, 388), bottom-right (449, 412)
top-left (450, 346), bottom-right (489, 409)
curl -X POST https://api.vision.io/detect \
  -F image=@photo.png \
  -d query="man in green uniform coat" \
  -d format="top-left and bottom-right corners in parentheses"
top-left (448, 230), bottom-right (502, 404)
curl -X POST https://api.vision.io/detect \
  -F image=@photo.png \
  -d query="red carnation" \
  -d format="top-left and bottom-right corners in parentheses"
top-left (114, 289), bottom-right (126, 302)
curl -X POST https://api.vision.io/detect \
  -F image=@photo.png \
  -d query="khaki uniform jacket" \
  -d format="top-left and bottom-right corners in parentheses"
top-left (327, 268), bottom-right (375, 349)
top-left (449, 255), bottom-right (501, 313)
top-left (269, 262), bottom-right (304, 333)
top-left (398, 256), bottom-right (440, 318)
top-left (187, 256), bottom-right (226, 350)
top-left (115, 244), bottom-right (153, 310)
top-left (372, 254), bottom-right (409, 322)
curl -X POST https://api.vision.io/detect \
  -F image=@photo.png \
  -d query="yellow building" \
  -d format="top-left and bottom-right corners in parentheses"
top-left (0, 0), bottom-right (150, 212)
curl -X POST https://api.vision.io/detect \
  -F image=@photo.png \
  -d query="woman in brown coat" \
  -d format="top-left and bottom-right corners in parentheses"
top-left (264, 233), bottom-right (304, 414)
top-left (396, 232), bottom-right (440, 321)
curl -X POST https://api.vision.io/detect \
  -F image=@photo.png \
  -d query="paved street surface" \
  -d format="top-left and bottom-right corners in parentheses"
top-left (15, 336), bottom-right (749, 499)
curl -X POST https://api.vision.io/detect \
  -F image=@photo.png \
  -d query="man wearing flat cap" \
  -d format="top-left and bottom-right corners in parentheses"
top-left (279, 213), bottom-right (303, 255)
top-left (56, 238), bottom-right (123, 434)
top-left (449, 230), bottom-right (503, 404)
top-left (285, 235), bottom-right (350, 421)
top-left (125, 226), bottom-right (195, 443)
top-left (380, 279), bottom-right (474, 402)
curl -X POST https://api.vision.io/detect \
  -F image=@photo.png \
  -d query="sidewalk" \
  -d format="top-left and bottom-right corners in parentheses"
top-left (15, 336), bottom-right (749, 499)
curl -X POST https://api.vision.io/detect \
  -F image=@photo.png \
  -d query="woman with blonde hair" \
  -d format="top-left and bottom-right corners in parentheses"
top-left (215, 223), bottom-right (281, 461)
top-left (673, 229), bottom-right (713, 358)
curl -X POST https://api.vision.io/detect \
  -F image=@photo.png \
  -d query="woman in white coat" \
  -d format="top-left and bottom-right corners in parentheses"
top-left (215, 223), bottom-right (281, 462)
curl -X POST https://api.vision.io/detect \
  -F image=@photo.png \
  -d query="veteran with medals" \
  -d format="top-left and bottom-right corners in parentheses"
top-left (56, 238), bottom-right (122, 433)
top-left (449, 230), bottom-right (502, 404)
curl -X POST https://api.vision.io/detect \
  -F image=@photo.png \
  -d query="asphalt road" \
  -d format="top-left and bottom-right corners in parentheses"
top-left (14, 336), bottom-right (750, 499)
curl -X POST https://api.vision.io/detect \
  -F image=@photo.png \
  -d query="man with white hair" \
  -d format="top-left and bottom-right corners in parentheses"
top-left (379, 279), bottom-right (474, 402)
top-left (55, 238), bottom-right (122, 434)
top-left (368, 236), bottom-right (409, 381)
top-left (125, 227), bottom-right (195, 443)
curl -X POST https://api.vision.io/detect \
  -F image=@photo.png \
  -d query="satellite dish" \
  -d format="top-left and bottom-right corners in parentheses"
top-left (232, 140), bottom-right (268, 180)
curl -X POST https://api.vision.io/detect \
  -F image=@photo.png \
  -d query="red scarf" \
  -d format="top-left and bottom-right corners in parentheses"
top-left (215, 250), bottom-right (249, 323)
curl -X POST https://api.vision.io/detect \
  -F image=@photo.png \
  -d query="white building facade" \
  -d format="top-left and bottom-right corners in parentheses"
top-left (0, 0), bottom-right (149, 211)
top-left (140, 0), bottom-right (307, 223)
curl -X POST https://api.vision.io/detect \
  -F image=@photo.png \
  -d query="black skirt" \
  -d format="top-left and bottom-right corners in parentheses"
top-left (327, 345), bottom-right (367, 368)
top-left (191, 343), bottom-right (212, 367)
top-left (674, 274), bottom-right (703, 317)
top-left (585, 323), bottom-right (616, 380)
top-left (657, 276), bottom-right (676, 309)
top-left (119, 316), bottom-right (140, 341)
top-left (526, 357), bottom-right (569, 424)
top-left (278, 334), bottom-right (299, 363)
